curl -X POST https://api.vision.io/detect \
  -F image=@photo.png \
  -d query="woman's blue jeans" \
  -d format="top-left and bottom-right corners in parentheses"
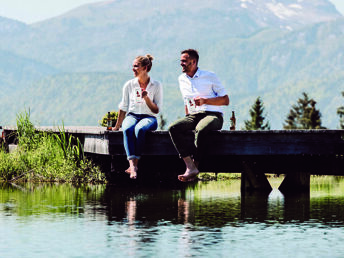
top-left (122, 113), bottom-right (158, 160)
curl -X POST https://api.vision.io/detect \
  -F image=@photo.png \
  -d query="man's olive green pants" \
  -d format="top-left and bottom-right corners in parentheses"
top-left (168, 111), bottom-right (223, 162)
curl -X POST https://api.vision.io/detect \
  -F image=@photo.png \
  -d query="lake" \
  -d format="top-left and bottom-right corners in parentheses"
top-left (1, 176), bottom-right (344, 257)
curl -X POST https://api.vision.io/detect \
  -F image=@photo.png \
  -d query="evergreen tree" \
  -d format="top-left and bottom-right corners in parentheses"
top-left (337, 91), bottom-right (344, 129)
top-left (283, 92), bottom-right (325, 129)
top-left (243, 96), bottom-right (270, 130)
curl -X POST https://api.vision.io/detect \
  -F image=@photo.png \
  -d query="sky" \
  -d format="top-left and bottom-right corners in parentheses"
top-left (0, 0), bottom-right (104, 24)
top-left (0, 0), bottom-right (344, 24)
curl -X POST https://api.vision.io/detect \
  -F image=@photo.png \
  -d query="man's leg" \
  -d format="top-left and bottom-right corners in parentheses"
top-left (194, 112), bottom-right (223, 163)
top-left (169, 114), bottom-right (203, 182)
top-left (178, 156), bottom-right (199, 182)
top-left (168, 115), bottom-right (199, 158)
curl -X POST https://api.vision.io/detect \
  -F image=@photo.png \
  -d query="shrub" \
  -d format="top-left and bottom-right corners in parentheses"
top-left (0, 111), bottom-right (105, 183)
top-left (99, 111), bottom-right (118, 127)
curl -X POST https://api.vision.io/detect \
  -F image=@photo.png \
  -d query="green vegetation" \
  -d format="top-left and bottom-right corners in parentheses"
top-left (243, 96), bottom-right (270, 130)
top-left (0, 111), bottom-right (105, 183)
top-left (337, 91), bottom-right (344, 129)
top-left (99, 111), bottom-right (118, 127)
top-left (198, 173), bottom-right (241, 181)
top-left (283, 92), bottom-right (325, 129)
top-left (0, 183), bottom-right (106, 217)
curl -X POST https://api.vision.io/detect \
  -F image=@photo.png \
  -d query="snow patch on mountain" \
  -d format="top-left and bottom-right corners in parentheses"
top-left (238, 0), bottom-right (341, 30)
top-left (266, 3), bottom-right (301, 19)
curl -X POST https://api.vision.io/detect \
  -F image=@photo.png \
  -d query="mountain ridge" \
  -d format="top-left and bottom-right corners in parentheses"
top-left (0, 0), bottom-right (343, 129)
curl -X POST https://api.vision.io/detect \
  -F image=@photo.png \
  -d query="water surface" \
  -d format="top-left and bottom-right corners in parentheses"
top-left (1, 176), bottom-right (344, 257)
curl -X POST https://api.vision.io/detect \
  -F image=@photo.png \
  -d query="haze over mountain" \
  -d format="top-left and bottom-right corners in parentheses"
top-left (0, 0), bottom-right (343, 129)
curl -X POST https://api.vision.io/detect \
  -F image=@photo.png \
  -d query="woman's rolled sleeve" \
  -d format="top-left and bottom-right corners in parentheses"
top-left (118, 82), bottom-right (130, 112)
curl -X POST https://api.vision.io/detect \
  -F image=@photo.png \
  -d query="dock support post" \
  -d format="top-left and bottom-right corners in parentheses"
top-left (241, 160), bottom-right (272, 192)
top-left (278, 172), bottom-right (310, 193)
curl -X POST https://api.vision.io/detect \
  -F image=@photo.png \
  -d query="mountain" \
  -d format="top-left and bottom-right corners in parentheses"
top-left (0, 0), bottom-right (341, 72)
top-left (0, 16), bottom-right (29, 34)
top-left (0, 49), bottom-right (59, 95)
top-left (0, 0), bottom-right (343, 129)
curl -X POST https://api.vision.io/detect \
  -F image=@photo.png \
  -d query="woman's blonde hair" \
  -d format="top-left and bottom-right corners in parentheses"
top-left (135, 54), bottom-right (154, 72)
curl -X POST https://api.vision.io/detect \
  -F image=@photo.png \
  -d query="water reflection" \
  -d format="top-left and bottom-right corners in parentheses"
top-left (2, 177), bottom-right (344, 226)
top-left (85, 177), bottom-right (344, 228)
top-left (2, 177), bottom-right (344, 257)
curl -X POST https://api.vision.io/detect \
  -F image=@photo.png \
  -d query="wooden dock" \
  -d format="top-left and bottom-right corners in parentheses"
top-left (2, 126), bottom-right (344, 192)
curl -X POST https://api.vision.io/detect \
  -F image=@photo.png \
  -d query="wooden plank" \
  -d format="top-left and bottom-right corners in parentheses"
top-left (84, 134), bottom-right (109, 155)
top-left (107, 130), bottom-right (344, 156)
top-left (3, 126), bottom-right (344, 156)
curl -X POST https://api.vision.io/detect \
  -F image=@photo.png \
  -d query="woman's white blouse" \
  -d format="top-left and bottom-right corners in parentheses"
top-left (118, 77), bottom-right (163, 117)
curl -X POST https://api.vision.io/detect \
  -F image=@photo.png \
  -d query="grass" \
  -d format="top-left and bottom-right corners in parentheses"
top-left (0, 110), bottom-right (105, 183)
top-left (198, 172), bottom-right (241, 181)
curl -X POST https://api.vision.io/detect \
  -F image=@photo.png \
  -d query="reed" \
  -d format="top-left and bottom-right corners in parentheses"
top-left (0, 111), bottom-right (105, 183)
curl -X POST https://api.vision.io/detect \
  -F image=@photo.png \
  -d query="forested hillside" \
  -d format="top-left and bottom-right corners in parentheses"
top-left (0, 0), bottom-right (343, 128)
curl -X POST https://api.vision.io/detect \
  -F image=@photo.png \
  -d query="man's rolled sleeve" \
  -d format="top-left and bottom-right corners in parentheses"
top-left (211, 74), bottom-right (227, 97)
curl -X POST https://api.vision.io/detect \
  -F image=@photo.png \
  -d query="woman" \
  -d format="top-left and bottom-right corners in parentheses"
top-left (113, 55), bottom-right (163, 179)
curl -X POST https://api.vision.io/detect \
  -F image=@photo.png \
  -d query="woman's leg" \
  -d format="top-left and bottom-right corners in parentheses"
top-left (122, 114), bottom-right (140, 160)
top-left (134, 116), bottom-right (158, 158)
top-left (122, 115), bottom-right (141, 179)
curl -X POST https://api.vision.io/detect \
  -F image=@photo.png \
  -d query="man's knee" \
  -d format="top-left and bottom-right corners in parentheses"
top-left (168, 121), bottom-right (179, 134)
top-left (196, 116), bottom-right (222, 132)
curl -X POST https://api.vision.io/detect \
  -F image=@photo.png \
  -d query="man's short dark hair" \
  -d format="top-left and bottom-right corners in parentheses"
top-left (181, 49), bottom-right (199, 64)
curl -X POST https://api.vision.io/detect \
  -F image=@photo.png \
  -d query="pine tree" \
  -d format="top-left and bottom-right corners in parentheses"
top-left (337, 91), bottom-right (344, 129)
top-left (243, 96), bottom-right (270, 130)
top-left (283, 92), bottom-right (325, 129)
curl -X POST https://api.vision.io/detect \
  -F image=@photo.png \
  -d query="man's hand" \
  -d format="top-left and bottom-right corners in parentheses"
top-left (194, 96), bottom-right (206, 106)
top-left (195, 95), bottom-right (229, 106)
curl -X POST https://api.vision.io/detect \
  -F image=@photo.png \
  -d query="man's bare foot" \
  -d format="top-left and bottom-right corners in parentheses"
top-left (178, 168), bottom-right (199, 182)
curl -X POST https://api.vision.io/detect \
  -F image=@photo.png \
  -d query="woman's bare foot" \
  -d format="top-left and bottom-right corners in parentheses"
top-left (126, 158), bottom-right (139, 179)
top-left (125, 166), bottom-right (137, 179)
top-left (130, 167), bottom-right (137, 179)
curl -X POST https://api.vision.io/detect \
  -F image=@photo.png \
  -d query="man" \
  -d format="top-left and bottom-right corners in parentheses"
top-left (168, 49), bottom-right (229, 182)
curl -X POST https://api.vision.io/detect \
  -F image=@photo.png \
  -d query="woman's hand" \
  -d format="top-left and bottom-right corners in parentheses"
top-left (142, 91), bottom-right (159, 114)
top-left (112, 125), bottom-right (120, 131)
top-left (142, 90), bottom-right (148, 99)
top-left (112, 110), bottom-right (126, 131)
